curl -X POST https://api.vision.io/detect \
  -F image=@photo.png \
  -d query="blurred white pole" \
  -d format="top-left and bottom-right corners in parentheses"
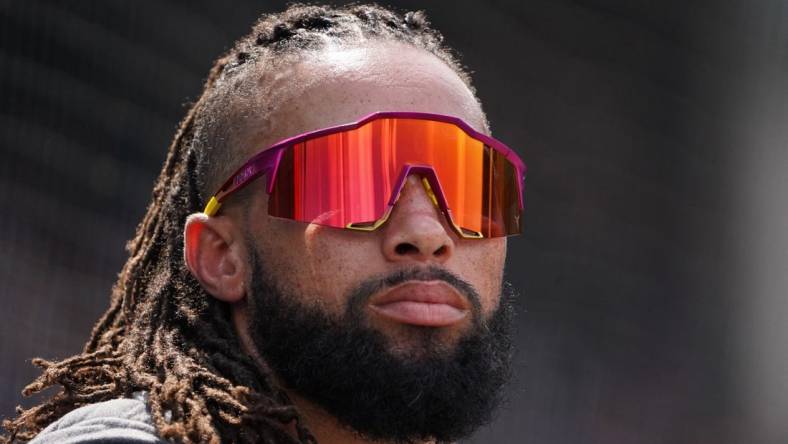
top-left (731, 7), bottom-right (788, 439)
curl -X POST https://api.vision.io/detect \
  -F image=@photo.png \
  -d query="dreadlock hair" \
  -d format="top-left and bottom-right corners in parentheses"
top-left (2, 3), bottom-right (484, 443)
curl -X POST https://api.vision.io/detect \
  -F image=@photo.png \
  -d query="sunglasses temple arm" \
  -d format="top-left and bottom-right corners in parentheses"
top-left (203, 148), bottom-right (284, 216)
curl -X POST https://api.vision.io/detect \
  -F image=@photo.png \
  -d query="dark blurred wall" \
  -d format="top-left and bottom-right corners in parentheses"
top-left (2, 1), bottom-right (786, 443)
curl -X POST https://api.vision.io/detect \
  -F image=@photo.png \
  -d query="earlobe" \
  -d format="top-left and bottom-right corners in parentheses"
top-left (183, 213), bottom-right (248, 303)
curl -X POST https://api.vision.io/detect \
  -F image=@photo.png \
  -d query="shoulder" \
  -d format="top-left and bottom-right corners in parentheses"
top-left (29, 393), bottom-right (165, 444)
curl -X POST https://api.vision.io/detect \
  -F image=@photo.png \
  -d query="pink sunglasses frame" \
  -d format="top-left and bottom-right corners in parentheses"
top-left (203, 111), bottom-right (527, 237)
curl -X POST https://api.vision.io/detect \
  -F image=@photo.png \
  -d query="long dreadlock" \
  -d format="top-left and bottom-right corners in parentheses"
top-left (2, 3), bottom-right (482, 443)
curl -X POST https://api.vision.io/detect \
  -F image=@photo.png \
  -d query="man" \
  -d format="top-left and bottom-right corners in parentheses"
top-left (3, 4), bottom-right (525, 444)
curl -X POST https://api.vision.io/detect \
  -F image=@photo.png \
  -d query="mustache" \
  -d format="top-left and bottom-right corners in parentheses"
top-left (346, 265), bottom-right (483, 321)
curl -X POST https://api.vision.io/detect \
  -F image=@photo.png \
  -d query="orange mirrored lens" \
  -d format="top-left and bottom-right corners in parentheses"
top-left (268, 118), bottom-right (522, 237)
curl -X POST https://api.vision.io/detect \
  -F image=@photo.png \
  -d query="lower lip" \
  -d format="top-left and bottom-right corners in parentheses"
top-left (370, 301), bottom-right (468, 327)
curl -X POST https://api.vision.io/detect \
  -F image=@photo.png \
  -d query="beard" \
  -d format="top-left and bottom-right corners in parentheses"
top-left (246, 248), bottom-right (516, 444)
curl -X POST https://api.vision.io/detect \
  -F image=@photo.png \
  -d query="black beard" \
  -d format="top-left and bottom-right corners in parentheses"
top-left (246, 249), bottom-right (515, 444)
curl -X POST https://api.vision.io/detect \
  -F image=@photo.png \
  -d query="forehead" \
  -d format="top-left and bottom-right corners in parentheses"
top-left (242, 40), bottom-right (488, 155)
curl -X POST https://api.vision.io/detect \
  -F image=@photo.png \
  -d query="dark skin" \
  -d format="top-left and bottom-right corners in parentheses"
top-left (184, 41), bottom-right (507, 444)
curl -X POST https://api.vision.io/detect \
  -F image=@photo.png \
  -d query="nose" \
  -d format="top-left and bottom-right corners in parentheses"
top-left (381, 175), bottom-right (455, 263)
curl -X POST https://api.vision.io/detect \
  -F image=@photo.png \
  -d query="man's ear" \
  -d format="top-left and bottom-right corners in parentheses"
top-left (183, 212), bottom-right (248, 303)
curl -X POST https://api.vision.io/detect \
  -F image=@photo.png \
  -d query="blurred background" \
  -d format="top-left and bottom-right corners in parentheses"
top-left (1, 1), bottom-right (787, 443)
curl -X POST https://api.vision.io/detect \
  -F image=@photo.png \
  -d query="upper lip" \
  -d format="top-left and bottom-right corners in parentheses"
top-left (369, 280), bottom-right (469, 310)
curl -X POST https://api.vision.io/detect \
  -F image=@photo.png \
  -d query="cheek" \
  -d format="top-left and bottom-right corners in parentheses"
top-left (301, 224), bottom-right (374, 308)
top-left (252, 212), bottom-right (381, 313)
top-left (456, 238), bottom-right (507, 315)
top-left (252, 218), bottom-right (312, 295)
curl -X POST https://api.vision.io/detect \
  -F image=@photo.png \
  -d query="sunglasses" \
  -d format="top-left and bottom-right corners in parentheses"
top-left (203, 112), bottom-right (527, 239)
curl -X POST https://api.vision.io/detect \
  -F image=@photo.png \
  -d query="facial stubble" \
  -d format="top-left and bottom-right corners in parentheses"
top-left (245, 248), bottom-right (516, 443)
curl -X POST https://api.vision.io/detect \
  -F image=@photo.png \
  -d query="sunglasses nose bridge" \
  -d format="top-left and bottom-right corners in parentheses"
top-left (388, 164), bottom-right (446, 209)
top-left (385, 164), bottom-right (467, 234)
top-left (387, 164), bottom-right (486, 240)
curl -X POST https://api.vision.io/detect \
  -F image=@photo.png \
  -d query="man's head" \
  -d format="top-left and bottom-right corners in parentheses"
top-left (3, 4), bottom-right (519, 444)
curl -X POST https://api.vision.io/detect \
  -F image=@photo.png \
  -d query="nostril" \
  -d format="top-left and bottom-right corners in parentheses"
top-left (393, 242), bottom-right (449, 257)
top-left (395, 243), bottom-right (419, 255)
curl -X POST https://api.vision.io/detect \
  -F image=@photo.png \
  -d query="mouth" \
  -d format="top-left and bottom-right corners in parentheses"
top-left (368, 280), bottom-right (470, 327)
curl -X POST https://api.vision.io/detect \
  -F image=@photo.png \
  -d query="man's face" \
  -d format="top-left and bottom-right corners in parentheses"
top-left (218, 40), bottom-right (515, 441)
top-left (241, 40), bottom-right (507, 349)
